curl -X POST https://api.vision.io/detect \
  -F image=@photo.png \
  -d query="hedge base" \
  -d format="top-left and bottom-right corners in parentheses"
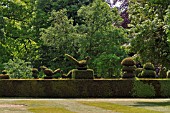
top-left (0, 79), bottom-right (169, 98)
top-left (72, 69), bottom-right (94, 79)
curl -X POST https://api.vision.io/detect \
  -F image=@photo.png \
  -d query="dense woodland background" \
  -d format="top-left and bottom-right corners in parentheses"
top-left (0, 0), bottom-right (170, 78)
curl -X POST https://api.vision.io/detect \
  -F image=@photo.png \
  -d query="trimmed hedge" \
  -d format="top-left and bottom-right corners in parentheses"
top-left (0, 79), bottom-right (169, 98)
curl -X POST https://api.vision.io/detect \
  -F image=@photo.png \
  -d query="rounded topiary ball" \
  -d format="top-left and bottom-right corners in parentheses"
top-left (122, 66), bottom-right (136, 72)
top-left (122, 72), bottom-right (135, 78)
top-left (143, 62), bottom-right (155, 70)
top-left (121, 57), bottom-right (136, 66)
top-left (141, 70), bottom-right (156, 78)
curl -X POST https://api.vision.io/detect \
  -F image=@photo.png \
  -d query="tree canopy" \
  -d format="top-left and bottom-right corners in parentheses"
top-left (1, 0), bottom-right (170, 77)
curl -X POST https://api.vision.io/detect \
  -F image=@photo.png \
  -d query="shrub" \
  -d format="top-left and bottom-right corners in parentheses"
top-left (141, 70), bottom-right (156, 78)
top-left (3, 58), bottom-right (33, 79)
top-left (141, 62), bottom-right (156, 78)
top-left (167, 70), bottom-right (170, 78)
top-left (143, 62), bottom-right (155, 70)
top-left (121, 57), bottom-right (136, 66)
top-left (122, 72), bottom-right (135, 78)
top-left (32, 68), bottom-right (39, 79)
top-left (121, 57), bottom-right (136, 78)
top-left (122, 66), bottom-right (136, 72)
top-left (132, 80), bottom-right (156, 97)
top-left (135, 68), bottom-right (144, 77)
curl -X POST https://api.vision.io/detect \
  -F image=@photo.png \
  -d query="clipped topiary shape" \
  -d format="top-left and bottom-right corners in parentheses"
top-left (122, 66), bottom-right (136, 72)
top-left (0, 74), bottom-right (9, 79)
top-left (72, 69), bottom-right (94, 79)
top-left (0, 70), bottom-right (9, 79)
top-left (122, 72), bottom-right (135, 78)
top-left (32, 68), bottom-right (39, 79)
top-left (121, 57), bottom-right (136, 78)
top-left (121, 57), bottom-right (136, 66)
top-left (141, 70), bottom-right (156, 78)
top-left (143, 62), bottom-right (155, 70)
top-left (167, 70), bottom-right (170, 78)
top-left (141, 62), bottom-right (156, 78)
top-left (65, 54), bottom-right (90, 69)
top-left (135, 68), bottom-right (144, 78)
top-left (2, 70), bottom-right (7, 74)
top-left (159, 67), bottom-right (167, 78)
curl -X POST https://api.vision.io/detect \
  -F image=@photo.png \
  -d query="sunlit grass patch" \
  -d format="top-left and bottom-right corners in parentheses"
top-left (29, 107), bottom-right (75, 113)
top-left (79, 101), bottom-right (162, 113)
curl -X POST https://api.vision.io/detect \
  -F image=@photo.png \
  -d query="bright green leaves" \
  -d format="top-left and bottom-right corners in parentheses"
top-left (164, 6), bottom-right (170, 44)
top-left (77, 0), bottom-right (127, 77)
top-left (40, 9), bottom-right (80, 54)
top-left (128, 0), bottom-right (170, 66)
top-left (4, 58), bottom-right (33, 79)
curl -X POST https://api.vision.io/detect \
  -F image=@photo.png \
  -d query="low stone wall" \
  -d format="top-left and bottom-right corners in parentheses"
top-left (0, 79), bottom-right (169, 98)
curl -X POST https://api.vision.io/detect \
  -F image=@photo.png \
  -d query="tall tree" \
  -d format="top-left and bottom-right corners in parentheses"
top-left (0, 0), bottom-right (40, 68)
top-left (128, 0), bottom-right (170, 68)
top-left (40, 9), bottom-right (82, 70)
top-left (77, 0), bottom-right (127, 77)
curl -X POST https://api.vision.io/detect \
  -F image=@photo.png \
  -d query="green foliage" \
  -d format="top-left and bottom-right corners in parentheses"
top-left (122, 66), bottom-right (136, 72)
top-left (128, 0), bottom-right (170, 67)
top-left (135, 68), bottom-right (144, 77)
top-left (121, 57), bottom-right (136, 66)
top-left (132, 80), bottom-right (156, 97)
top-left (141, 62), bottom-right (156, 78)
top-left (40, 9), bottom-right (82, 69)
top-left (77, 0), bottom-right (127, 77)
top-left (93, 53), bottom-right (121, 78)
top-left (121, 57), bottom-right (136, 78)
top-left (3, 58), bottom-right (33, 79)
top-left (141, 70), bottom-right (156, 78)
top-left (160, 80), bottom-right (170, 97)
top-left (143, 62), bottom-right (155, 70)
top-left (164, 6), bottom-right (170, 47)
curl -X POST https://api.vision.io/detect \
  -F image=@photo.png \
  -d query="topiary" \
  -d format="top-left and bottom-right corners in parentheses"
top-left (121, 57), bottom-right (136, 78)
top-left (141, 70), bottom-right (156, 78)
top-left (122, 66), bottom-right (136, 72)
top-left (141, 62), bottom-right (156, 78)
top-left (167, 70), bottom-right (170, 78)
top-left (32, 68), bottom-right (39, 79)
top-left (121, 57), bottom-right (136, 66)
top-left (135, 68), bottom-right (144, 78)
top-left (143, 62), bottom-right (155, 70)
top-left (0, 70), bottom-right (9, 79)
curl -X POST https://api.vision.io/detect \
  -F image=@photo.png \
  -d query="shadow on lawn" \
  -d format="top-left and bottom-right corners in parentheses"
top-left (132, 101), bottom-right (170, 107)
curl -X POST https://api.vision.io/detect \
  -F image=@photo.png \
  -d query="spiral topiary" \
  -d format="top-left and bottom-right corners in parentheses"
top-left (121, 57), bottom-right (136, 78)
top-left (141, 62), bottom-right (156, 78)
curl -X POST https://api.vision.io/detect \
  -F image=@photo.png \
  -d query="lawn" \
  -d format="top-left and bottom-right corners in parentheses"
top-left (0, 99), bottom-right (169, 113)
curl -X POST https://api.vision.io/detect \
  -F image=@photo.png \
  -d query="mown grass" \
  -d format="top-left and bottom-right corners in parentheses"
top-left (29, 107), bottom-right (75, 113)
top-left (136, 101), bottom-right (170, 107)
top-left (79, 101), bottom-right (162, 113)
top-left (0, 100), bottom-right (75, 113)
